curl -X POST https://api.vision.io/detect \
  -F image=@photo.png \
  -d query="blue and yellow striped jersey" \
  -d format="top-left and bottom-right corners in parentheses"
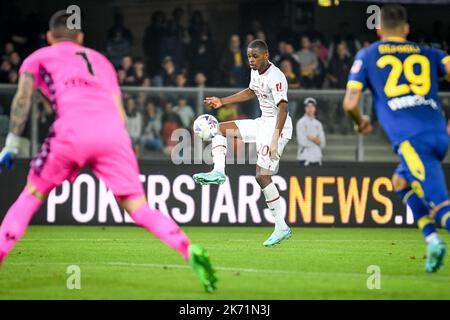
top-left (347, 37), bottom-right (450, 147)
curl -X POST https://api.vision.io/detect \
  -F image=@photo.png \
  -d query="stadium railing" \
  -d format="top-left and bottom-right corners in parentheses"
top-left (1, 84), bottom-right (450, 163)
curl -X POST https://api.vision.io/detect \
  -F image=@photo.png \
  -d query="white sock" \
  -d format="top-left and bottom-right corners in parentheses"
top-left (262, 183), bottom-right (289, 231)
top-left (211, 135), bottom-right (227, 174)
top-left (425, 232), bottom-right (439, 244)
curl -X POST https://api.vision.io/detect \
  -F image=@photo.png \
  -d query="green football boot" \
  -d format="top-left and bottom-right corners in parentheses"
top-left (425, 237), bottom-right (447, 273)
top-left (193, 171), bottom-right (226, 185)
top-left (189, 244), bottom-right (218, 293)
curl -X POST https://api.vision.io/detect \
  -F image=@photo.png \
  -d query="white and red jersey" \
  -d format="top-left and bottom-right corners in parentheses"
top-left (249, 62), bottom-right (288, 118)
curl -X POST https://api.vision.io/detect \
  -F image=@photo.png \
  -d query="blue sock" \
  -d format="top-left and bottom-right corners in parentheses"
top-left (397, 188), bottom-right (437, 240)
top-left (433, 205), bottom-right (450, 232)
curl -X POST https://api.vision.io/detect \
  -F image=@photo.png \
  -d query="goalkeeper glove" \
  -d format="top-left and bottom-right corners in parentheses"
top-left (0, 133), bottom-right (21, 171)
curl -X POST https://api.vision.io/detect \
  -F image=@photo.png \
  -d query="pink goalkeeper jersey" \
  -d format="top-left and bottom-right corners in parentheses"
top-left (19, 41), bottom-right (122, 127)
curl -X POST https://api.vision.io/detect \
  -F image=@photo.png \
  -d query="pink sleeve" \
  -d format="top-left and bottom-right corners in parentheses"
top-left (18, 53), bottom-right (41, 88)
top-left (103, 57), bottom-right (121, 97)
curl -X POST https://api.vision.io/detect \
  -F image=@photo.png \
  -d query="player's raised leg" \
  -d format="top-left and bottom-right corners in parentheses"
top-left (0, 183), bottom-right (46, 264)
top-left (193, 121), bottom-right (242, 185)
top-left (1, 128), bottom-right (83, 266)
top-left (256, 166), bottom-right (291, 247)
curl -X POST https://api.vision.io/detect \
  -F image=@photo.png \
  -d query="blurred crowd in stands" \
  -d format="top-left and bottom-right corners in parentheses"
top-left (1, 8), bottom-right (450, 157)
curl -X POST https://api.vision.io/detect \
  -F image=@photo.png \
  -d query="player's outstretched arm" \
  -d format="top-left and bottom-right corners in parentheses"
top-left (343, 88), bottom-right (372, 134)
top-left (204, 88), bottom-right (256, 109)
top-left (9, 73), bottom-right (34, 136)
top-left (0, 72), bottom-right (34, 169)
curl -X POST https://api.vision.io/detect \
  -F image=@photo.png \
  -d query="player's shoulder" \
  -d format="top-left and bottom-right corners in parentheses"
top-left (22, 45), bottom-right (53, 63)
top-left (418, 44), bottom-right (448, 58)
top-left (354, 42), bottom-right (380, 60)
top-left (267, 63), bottom-right (286, 81)
top-left (84, 46), bottom-right (111, 63)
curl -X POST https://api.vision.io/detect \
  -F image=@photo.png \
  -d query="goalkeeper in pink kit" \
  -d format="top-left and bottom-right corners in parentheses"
top-left (0, 10), bottom-right (217, 292)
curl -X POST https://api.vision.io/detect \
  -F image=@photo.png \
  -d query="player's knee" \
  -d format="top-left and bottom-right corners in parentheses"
top-left (255, 175), bottom-right (271, 188)
top-left (26, 183), bottom-right (48, 201)
top-left (391, 174), bottom-right (408, 192)
top-left (119, 195), bottom-right (147, 214)
top-left (217, 123), bottom-right (226, 136)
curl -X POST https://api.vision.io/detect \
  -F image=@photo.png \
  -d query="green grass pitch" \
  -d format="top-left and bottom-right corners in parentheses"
top-left (0, 226), bottom-right (449, 299)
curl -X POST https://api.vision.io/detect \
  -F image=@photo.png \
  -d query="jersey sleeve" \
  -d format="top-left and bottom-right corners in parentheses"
top-left (103, 57), bottom-right (121, 97)
top-left (248, 70), bottom-right (255, 91)
top-left (18, 52), bottom-right (42, 88)
top-left (432, 48), bottom-right (450, 77)
top-left (347, 49), bottom-right (368, 91)
top-left (270, 70), bottom-right (288, 105)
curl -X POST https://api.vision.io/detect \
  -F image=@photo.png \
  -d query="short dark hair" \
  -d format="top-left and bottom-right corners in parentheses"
top-left (248, 39), bottom-right (268, 53)
top-left (49, 10), bottom-right (82, 40)
top-left (381, 4), bottom-right (407, 30)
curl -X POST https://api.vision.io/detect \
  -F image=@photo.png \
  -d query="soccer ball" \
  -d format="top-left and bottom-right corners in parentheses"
top-left (193, 114), bottom-right (219, 141)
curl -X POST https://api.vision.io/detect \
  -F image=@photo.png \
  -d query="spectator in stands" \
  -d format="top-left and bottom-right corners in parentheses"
top-left (188, 23), bottom-right (215, 85)
top-left (153, 56), bottom-right (177, 87)
top-left (280, 59), bottom-right (301, 89)
top-left (160, 20), bottom-right (185, 71)
top-left (175, 73), bottom-right (187, 88)
top-left (296, 97), bottom-right (326, 166)
top-left (188, 11), bottom-right (206, 45)
top-left (125, 97), bottom-right (142, 155)
top-left (140, 102), bottom-right (164, 153)
top-left (280, 59), bottom-right (300, 118)
top-left (2, 42), bottom-right (15, 61)
top-left (136, 92), bottom-right (148, 110)
top-left (105, 12), bottom-right (133, 68)
top-left (328, 22), bottom-right (361, 58)
top-left (171, 8), bottom-right (191, 52)
top-left (117, 69), bottom-right (127, 86)
top-left (219, 34), bottom-right (248, 87)
top-left (256, 30), bottom-right (267, 42)
top-left (311, 40), bottom-right (327, 88)
top-left (142, 77), bottom-right (151, 87)
top-left (312, 36), bottom-right (329, 66)
top-left (272, 40), bottom-right (286, 66)
top-left (245, 33), bottom-right (255, 47)
top-left (0, 60), bottom-right (12, 83)
top-left (8, 69), bottom-right (18, 84)
top-left (9, 52), bottom-right (21, 70)
top-left (174, 98), bottom-right (195, 128)
top-left (132, 59), bottom-right (147, 86)
top-left (120, 55), bottom-right (134, 77)
top-left (273, 41), bottom-right (300, 76)
top-left (327, 41), bottom-right (352, 89)
top-left (194, 72), bottom-right (207, 87)
top-left (296, 35), bottom-right (320, 89)
top-left (161, 101), bottom-right (183, 155)
top-left (142, 11), bottom-right (167, 76)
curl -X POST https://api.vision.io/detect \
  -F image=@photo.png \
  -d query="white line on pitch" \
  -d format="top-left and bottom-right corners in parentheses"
top-left (6, 261), bottom-right (450, 281)
top-left (19, 238), bottom-right (424, 242)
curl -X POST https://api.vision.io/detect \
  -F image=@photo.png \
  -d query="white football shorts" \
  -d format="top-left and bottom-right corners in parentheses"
top-left (235, 115), bottom-right (292, 171)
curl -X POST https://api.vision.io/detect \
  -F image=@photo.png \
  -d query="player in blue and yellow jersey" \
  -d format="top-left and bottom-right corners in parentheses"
top-left (343, 4), bottom-right (450, 273)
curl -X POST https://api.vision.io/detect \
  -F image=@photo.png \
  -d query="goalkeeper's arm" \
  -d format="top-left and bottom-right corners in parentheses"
top-left (0, 72), bottom-right (35, 166)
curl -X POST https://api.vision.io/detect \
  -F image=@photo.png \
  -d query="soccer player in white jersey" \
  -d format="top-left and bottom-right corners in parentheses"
top-left (193, 40), bottom-right (293, 247)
